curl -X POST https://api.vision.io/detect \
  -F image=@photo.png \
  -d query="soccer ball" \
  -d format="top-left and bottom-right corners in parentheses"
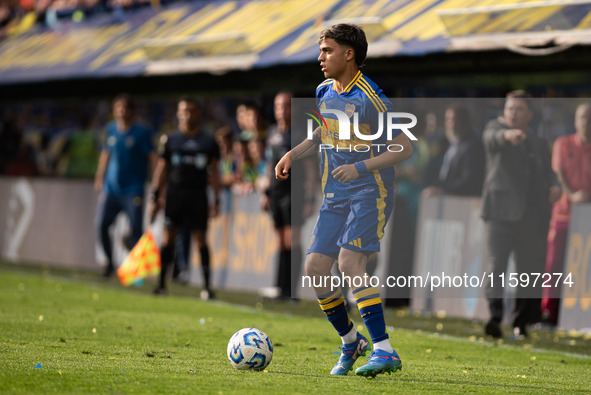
top-left (227, 328), bottom-right (273, 370)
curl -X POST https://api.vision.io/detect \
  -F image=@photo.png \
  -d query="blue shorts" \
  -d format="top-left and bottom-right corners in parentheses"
top-left (307, 190), bottom-right (394, 259)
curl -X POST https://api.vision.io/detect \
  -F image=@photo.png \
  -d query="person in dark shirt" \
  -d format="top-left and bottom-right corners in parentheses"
top-left (262, 91), bottom-right (316, 301)
top-left (480, 90), bottom-right (560, 339)
top-left (149, 97), bottom-right (221, 299)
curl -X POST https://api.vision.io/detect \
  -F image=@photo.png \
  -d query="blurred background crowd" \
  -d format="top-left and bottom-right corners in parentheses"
top-left (0, 93), bottom-right (581, 199)
top-left (0, 96), bottom-right (278, 196)
top-left (0, 0), bottom-right (183, 38)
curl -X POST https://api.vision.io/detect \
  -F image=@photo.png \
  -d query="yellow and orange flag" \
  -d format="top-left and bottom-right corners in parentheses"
top-left (117, 229), bottom-right (161, 286)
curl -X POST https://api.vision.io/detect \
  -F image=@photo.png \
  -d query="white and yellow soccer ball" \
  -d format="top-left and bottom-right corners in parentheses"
top-left (227, 328), bottom-right (273, 370)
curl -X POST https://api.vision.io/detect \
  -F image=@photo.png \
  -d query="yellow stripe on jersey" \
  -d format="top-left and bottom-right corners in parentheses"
top-left (375, 196), bottom-right (387, 240)
top-left (343, 71), bottom-right (361, 93)
top-left (370, 149), bottom-right (388, 240)
top-left (357, 76), bottom-right (388, 112)
top-left (355, 80), bottom-right (383, 114)
top-left (370, 149), bottom-right (387, 198)
top-left (317, 79), bottom-right (334, 89)
top-left (360, 78), bottom-right (388, 112)
top-left (321, 148), bottom-right (329, 196)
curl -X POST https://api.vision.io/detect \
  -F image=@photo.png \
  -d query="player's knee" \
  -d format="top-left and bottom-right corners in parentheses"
top-left (337, 252), bottom-right (366, 275)
top-left (304, 260), bottom-right (318, 277)
top-left (305, 258), bottom-right (326, 278)
top-left (337, 259), bottom-right (354, 275)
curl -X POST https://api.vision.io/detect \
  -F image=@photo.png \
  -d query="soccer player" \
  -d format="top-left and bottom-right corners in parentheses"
top-left (149, 97), bottom-right (221, 299)
top-left (275, 24), bottom-right (413, 377)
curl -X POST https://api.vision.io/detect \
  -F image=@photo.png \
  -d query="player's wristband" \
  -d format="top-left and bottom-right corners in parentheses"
top-left (353, 161), bottom-right (369, 174)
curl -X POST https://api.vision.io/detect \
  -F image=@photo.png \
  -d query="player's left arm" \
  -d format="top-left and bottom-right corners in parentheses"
top-left (332, 133), bottom-right (413, 183)
top-left (275, 126), bottom-right (322, 181)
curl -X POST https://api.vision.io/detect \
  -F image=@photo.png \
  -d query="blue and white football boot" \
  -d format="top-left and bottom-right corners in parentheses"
top-left (355, 349), bottom-right (402, 378)
top-left (330, 332), bottom-right (370, 375)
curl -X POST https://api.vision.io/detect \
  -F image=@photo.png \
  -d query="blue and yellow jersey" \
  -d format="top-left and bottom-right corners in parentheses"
top-left (315, 71), bottom-right (400, 200)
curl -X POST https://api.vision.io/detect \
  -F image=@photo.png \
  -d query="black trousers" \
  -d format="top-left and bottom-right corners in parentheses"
top-left (484, 209), bottom-right (547, 327)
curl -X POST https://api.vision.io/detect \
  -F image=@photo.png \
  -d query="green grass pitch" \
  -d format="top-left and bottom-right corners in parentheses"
top-left (0, 265), bottom-right (590, 394)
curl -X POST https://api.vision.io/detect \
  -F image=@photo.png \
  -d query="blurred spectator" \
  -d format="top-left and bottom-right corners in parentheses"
top-left (541, 103), bottom-right (591, 326)
top-left (56, 111), bottom-right (100, 178)
top-left (0, 111), bottom-right (38, 176)
top-left (394, 109), bottom-right (432, 232)
top-left (235, 102), bottom-right (249, 137)
top-left (232, 101), bottom-right (268, 195)
top-left (236, 101), bottom-right (268, 142)
top-left (0, 111), bottom-right (20, 173)
top-left (45, 0), bottom-right (108, 28)
top-left (481, 90), bottom-right (560, 339)
top-left (422, 104), bottom-right (485, 197)
top-left (249, 138), bottom-right (267, 192)
top-left (94, 93), bottom-right (157, 278)
top-left (24, 105), bottom-right (57, 176)
top-left (34, 0), bottom-right (52, 24)
top-left (232, 137), bottom-right (263, 195)
top-left (420, 110), bottom-right (449, 188)
top-left (0, 0), bottom-right (23, 39)
top-left (244, 102), bottom-right (268, 140)
top-left (0, 0), bottom-right (168, 37)
top-left (0, 0), bottom-right (15, 38)
top-left (214, 125), bottom-right (237, 191)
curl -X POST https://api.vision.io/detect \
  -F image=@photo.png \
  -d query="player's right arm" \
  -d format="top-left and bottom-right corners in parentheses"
top-left (275, 126), bottom-right (321, 181)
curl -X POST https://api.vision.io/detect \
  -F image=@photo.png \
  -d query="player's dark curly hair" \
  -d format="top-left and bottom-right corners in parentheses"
top-left (318, 23), bottom-right (368, 68)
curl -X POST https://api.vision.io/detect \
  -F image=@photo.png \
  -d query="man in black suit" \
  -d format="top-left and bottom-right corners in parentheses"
top-left (481, 90), bottom-right (560, 339)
